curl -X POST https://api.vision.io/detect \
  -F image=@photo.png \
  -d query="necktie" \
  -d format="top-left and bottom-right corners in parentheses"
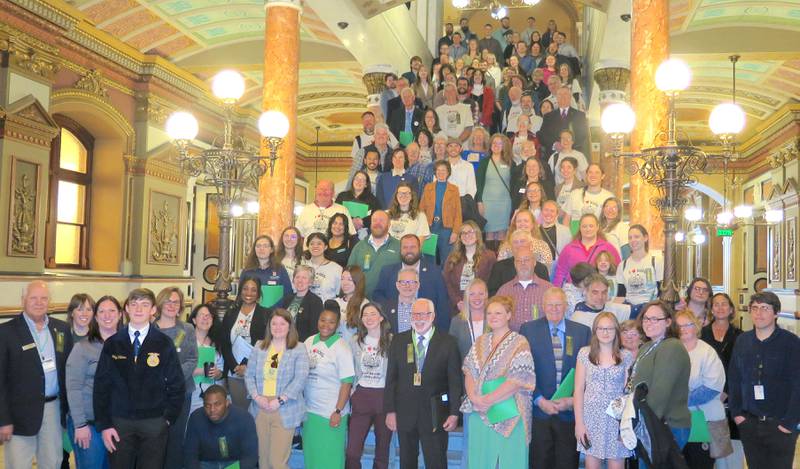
top-left (133, 330), bottom-right (141, 361)
top-left (561, 109), bottom-right (567, 120)
top-left (552, 328), bottom-right (563, 383)
top-left (417, 335), bottom-right (427, 372)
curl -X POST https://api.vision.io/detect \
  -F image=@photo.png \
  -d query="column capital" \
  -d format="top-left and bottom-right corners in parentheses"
top-left (362, 64), bottom-right (394, 107)
top-left (264, 0), bottom-right (301, 12)
top-left (593, 60), bottom-right (630, 106)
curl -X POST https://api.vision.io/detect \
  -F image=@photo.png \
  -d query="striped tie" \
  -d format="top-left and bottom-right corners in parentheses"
top-left (552, 329), bottom-right (563, 383)
top-left (133, 331), bottom-right (141, 362)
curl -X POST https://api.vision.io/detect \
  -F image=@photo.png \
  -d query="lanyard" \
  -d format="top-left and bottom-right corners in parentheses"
top-left (412, 327), bottom-right (435, 373)
top-left (626, 337), bottom-right (663, 393)
top-left (478, 330), bottom-right (513, 380)
top-left (31, 322), bottom-right (51, 358)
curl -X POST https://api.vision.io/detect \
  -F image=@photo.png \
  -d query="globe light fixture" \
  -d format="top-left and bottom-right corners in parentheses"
top-left (684, 207), bottom-right (703, 222)
top-left (451, 0), bottom-right (469, 7)
top-left (709, 103), bottom-right (746, 136)
top-left (765, 209), bottom-right (784, 223)
top-left (490, 4), bottom-right (508, 20)
top-left (674, 231), bottom-right (686, 242)
top-left (258, 110), bottom-right (290, 176)
top-left (693, 231), bottom-right (707, 245)
top-left (655, 58), bottom-right (691, 94)
top-left (212, 70), bottom-right (246, 104)
top-left (522, 0), bottom-right (541, 5)
top-left (716, 211), bottom-right (734, 226)
top-left (165, 111), bottom-right (199, 142)
top-left (246, 200), bottom-right (260, 215)
top-left (230, 204), bottom-right (244, 218)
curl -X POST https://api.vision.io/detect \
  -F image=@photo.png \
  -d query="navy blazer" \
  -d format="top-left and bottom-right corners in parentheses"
top-left (0, 313), bottom-right (73, 435)
top-left (519, 317), bottom-right (591, 422)
top-left (372, 259), bottom-right (451, 331)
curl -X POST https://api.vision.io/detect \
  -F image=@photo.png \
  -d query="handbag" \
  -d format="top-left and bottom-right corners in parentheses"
top-left (707, 419), bottom-right (733, 459)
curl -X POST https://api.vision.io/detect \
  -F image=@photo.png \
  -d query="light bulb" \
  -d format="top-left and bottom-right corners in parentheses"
top-left (684, 206), bottom-right (702, 222)
top-left (601, 102), bottom-right (636, 135)
top-left (693, 232), bottom-right (707, 245)
top-left (716, 211), bottom-right (734, 226)
top-left (675, 232), bottom-right (686, 242)
top-left (522, 0), bottom-right (540, 5)
top-left (258, 111), bottom-right (290, 139)
top-left (212, 70), bottom-right (245, 103)
top-left (765, 209), bottom-right (783, 223)
top-left (733, 205), bottom-right (753, 218)
top-left (230, 204), bottom-right (244, 217)
top-left (655, 58), bottom-right (691, 93)
top-left (452, 0), bottom-right (469, 7)
top-left (165, 111), bottom-right (199, 141)
top-left (709, 102), bottom-right (746, 136)
top-left (246, 200), bottom-right (260, 214)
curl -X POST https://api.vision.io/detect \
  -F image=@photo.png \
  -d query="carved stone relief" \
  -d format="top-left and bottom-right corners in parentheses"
top-left (787, 218), bottom-right (796, 282)
top-left (7, 157), bottom-right (40, 257)
top-left (770, 224), bottom-right (782, 282)
top-left (74, 69), bottom-right (109, 101)
top-left (148, 191), bottom-right (181, 265)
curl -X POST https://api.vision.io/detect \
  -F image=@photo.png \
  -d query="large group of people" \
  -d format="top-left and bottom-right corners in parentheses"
top-left (1, 13), bottom-right (799, 469)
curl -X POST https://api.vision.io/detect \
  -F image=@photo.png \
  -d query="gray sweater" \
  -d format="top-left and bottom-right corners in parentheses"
top-left (155, 321), bottom-right (198, 393)
top-left (65, 339), bottom-right (103, 427)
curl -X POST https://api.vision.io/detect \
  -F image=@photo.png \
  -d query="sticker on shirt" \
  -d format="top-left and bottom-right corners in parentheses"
top-left (146, 352), bottom-right (160, 367)
top-left (21, 342), bottom-right (36, 351)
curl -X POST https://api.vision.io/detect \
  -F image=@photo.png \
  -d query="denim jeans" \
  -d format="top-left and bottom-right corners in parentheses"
top-left (67, 415), bottom-right (109, 469)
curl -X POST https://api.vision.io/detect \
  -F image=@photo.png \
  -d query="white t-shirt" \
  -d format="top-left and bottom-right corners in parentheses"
top-left (504, 105), bottom-right (523, 133)
top-left (349, 334), bottom-right (388, 389)
top-left (436, 103), bottom-right (472, 140)
top-left (302, 259), bottom-right (343, 303)
top-left (335, 297), bottom-right (369, 342)
top-left (389, 212), bottom-right (431, 240)
top-left (615, 252), bottom-right (664, 305)
top-left (604, 221), bottom-right (630, 255)
top-left (570, 302), bottom-right (630, 329)
top-left (304, 334), bottom-right (355, 416)
top-left (564, 187), bottom-right (614, 220)
top-left (556, 181), bottom-right (576, 210)
top-left (296, 203), bottom-right (356, 238)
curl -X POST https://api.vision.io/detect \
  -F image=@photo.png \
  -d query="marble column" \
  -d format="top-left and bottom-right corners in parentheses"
top-left (258, 0), bottom-right (301, 242)
top-left (629, 0), bottom-right (669, 249)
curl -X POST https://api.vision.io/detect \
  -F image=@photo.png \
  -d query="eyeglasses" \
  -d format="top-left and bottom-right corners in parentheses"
top-left (596, 327), bottom-right (616, 333)
top-left (411, 311), bottom-right (434, 318)
top-left (164, 300), bottom-right (181, 306)
top-left (460, 230), bottom-right (476, 236)
top-left (397, 280), bottom-right (419, 287)
top-left (749, 304), bottom-right (774, 313)
top-left (397, 191), bottom-right (412, 197)
top-left (642, 316), bottom-right (668, 323)
top-left (677, 323), bottom-right (696, 329)
top-left (693, 286), bottom-right (710, 293)
top-left (270, 353), bottom-right (279, 369)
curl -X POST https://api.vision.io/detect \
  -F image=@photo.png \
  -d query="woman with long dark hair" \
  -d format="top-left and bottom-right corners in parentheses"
top-left (599, 198), bottom-right (630, 258)
top-left (187, 303), bottom-right (225, 412)
top-left (302, 232), bottom-right (342, 303)
top-left (476, 133), bottom-right (514, 250)
top-left (387, 181), bottom-right (430, 241)
top-left (277, 227), bottom-right (303, 281)
top-left (335, 170), bottom-right (380, 239)
top-left (66, 293), bottom-right (95, 343)
top-left (324, 213), bottom-right (359, 268)
top-left (334, 265), bottom-right (368, 341)
top-left (241, 234), bottom-right (293, 308)
top-left (615, 225), bottom-right (663, 320)
top-left (676, 277), bottom-right (713, 326)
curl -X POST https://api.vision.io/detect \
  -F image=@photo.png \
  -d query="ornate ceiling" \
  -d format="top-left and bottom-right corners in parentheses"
top-left (669, 0), bottom-right (800, 145)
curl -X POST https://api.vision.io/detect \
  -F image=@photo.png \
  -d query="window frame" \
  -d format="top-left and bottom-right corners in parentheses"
top-left (45, 115), bottom-right (93, 269)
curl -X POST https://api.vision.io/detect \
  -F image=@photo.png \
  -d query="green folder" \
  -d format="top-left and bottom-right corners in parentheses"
top-left (399, 130), bottom-right (414, 147)
top-left (224, 462), bottom-right (240, 469)
top-left (570, 220), bottom-right (580, 236)
top-left (260, 285), bottom-right (284, 308)
top-left (343, 200), bottom-right (369, 219)
top-left (551, 368), bottom-right (575, 400)
top-left (62, 429), bottom-right (73, 453)
top-left (194, 345), bottom-right (217, 385)
top-left (422, 233), bottom-right (439, 256)
top-left (482, 376), bottom-right (519, 424)
top-left (688, 409), bottom-right (711, 442)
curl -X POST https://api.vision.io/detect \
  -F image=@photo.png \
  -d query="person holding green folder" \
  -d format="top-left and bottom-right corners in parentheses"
top-left (461, 295), bottom-right (535, 469)
top-left (240, 235), bottom-right (293, 309)
top-left (187, 304), bottom-right (225, 413)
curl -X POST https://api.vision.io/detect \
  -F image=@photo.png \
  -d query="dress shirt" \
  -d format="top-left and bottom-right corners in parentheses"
top-left (404, 108), bottom-right (414, 134)
top-left (447, 158), bottom-right (477, 197)
top-left (129, 323), bottom-right (150, 344)
top-left (397, 301), bottom-right (414, 333)
top-left (368, 235), bottom-right (389, 251)
top-left (497, 276), bottom-right (553, 332)
top-left (23, 312), bottom-right (58, 397)
top-left (548, 319), bottom-right (566, 353)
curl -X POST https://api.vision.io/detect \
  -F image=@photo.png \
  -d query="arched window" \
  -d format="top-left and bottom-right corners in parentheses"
top-left (46, 116), bottom-right (93, 268)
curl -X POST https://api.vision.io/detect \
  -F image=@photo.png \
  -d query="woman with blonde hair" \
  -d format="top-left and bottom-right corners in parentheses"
top-left (448, 278), bottom-right (490, 361)
top-left (444, 222), bottom-right (498, 316)
top-left (514, 181), bottom-right (546, 223)
top-left (412, 65), bottom-right (435, 109)
top-left (245, 308), bottom-right (309, 469)
top-left (476, 133), bottom-right (514, 250)
top-left (497, 210), bottom-right (553, 268)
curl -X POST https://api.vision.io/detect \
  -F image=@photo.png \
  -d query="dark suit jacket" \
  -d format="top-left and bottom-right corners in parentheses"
top-left (539, 107), bottom-right (591, 156)
top-left (281, 292), bottom-right (323, 342)
top-left (384, 328), bottom-right (463, 432)
top-left (0, 313), bottom-right (73, 435)
top-left (388, 107), bottom-right (424, 145)
top-left (93, 326), bottom-right (185, 429)
top-left (220, 304), bottom-right (271, 373)
top-left (386, 96), bottom-right (424, 125)
top-left (372, 259), bottom-right (451, 330)
top-left (487, 257), bottom-right (550, 296)
top-left (519, 318), bottom-right (591, 421)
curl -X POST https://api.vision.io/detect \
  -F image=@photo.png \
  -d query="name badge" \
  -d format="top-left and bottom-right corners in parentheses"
top-left (22, 342), bottom-right (36, 351)
top-left (55, 332), bottom-right (65, 353)
top-left (566, 336), bottom-right (574, 356)
top-left (42, 357), bottom-right (57, 373)
top-left (406, 344), bottom-right (414, 364)
top-left (754, 385), bottom-right (765, 401)
top-left (267, 280), bottom-right (277, 286)
top-left (518, 187), bottom-right (526, 194)
top-left (413, 372), bottom-right (422, 386)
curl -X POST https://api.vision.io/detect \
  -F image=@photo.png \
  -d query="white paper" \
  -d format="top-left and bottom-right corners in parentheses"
top-left (232, 335), bottom-right (254, 364)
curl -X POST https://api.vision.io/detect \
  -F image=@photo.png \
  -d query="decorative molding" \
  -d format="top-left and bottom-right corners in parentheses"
top-left (6, 0), bottom-right (79, 30)
top-left (787, 217), bottom-right (796, 282)
top-left (766, 136), bottom-right (800, 168)
top-left (4, 95), bottom-right (60, 148)
top-left (147, 191), bottom-right (182, 265)
top-left (770, 224), bottom-right (782, 282)
top-left (7, 157), bottom-right (41, 258)
top-left (0, 23), bottom-right (59, 80)
top-left (73, 69), bottom-right (109, 101)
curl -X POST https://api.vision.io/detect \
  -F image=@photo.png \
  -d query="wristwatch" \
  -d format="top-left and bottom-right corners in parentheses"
top-left (334, 408), bottom-right (342, 414)
top-left (277, 397), bottom-right (286, 406)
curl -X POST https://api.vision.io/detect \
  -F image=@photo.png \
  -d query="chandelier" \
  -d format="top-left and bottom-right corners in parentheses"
top-left (165, 69), bottom-right (289, 317)
top-left (452, 0), bottom-right (541, 19)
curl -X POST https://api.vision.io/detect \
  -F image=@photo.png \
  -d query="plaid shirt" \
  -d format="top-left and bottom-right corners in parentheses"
top-left (406, 162), bottom-right (433, 190)
top-left (497, 276), bottom-right (554, 332)
top-left (244, 343), bottom-right (309, 428)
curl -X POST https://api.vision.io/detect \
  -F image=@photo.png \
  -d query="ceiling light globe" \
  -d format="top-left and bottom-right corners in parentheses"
top-left (733, 205), bottom-right (753, 218)
top-left (765, 209), bottom-right (784, 223)
top-left (452, 0), bottom-right (469, 7)
top-left (655, 58), bottom-right (691, 93)
top-left (675, 232), bottom-right (686, 242)
top-left (693, 232), bottom-right (707, 245)
top-left (522, 0), bottom-right (540, 5)
top-left (212, 70), bottom-right (246, 103)
top-left (709, 102), bottom-right (746, 136)
top-left (230, 204), bottom-right (244, 218)
top-left (601, 102), bottom-right (636, 135)
top-left (165, 111), bottom-right (199, 141)
top-left (258, 111), bottom-right (290, 139)
top-left (716, 211), bottom-right (734, 226)
top-left (491, 5), bottom-right (508, 20)
top-left (684, 206), bottom-right (702, 222)
top-left (246, 200), bottom-right (260, 214)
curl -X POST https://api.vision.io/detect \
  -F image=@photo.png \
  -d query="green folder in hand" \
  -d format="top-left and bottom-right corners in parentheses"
top-left (688, 409), bottom-right (711, 442)
top-left (62, 429), bottom-right (73, 453)
top-left (482, 377), bottom-right (519, 424)
top-left (260, 285), bottom-right (284, 308)
top-left (194, 345), bottom-right (217, 385)
top-left (224, 462), bottom-right (240, 469)
top-left (343, 200), bottom-right (369, 219)
top-left (399, 131), bottom-right (414, 147)
top-left (422, 234), bottom-right (439, 256)
top-left (551, 368), bottom-right (575, 400)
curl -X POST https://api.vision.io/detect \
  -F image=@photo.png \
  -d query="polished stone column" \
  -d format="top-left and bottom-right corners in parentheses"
top-left (258, 0), bottom-right (301, 242)
top-left (629, 0), bottom-right (668, 249)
